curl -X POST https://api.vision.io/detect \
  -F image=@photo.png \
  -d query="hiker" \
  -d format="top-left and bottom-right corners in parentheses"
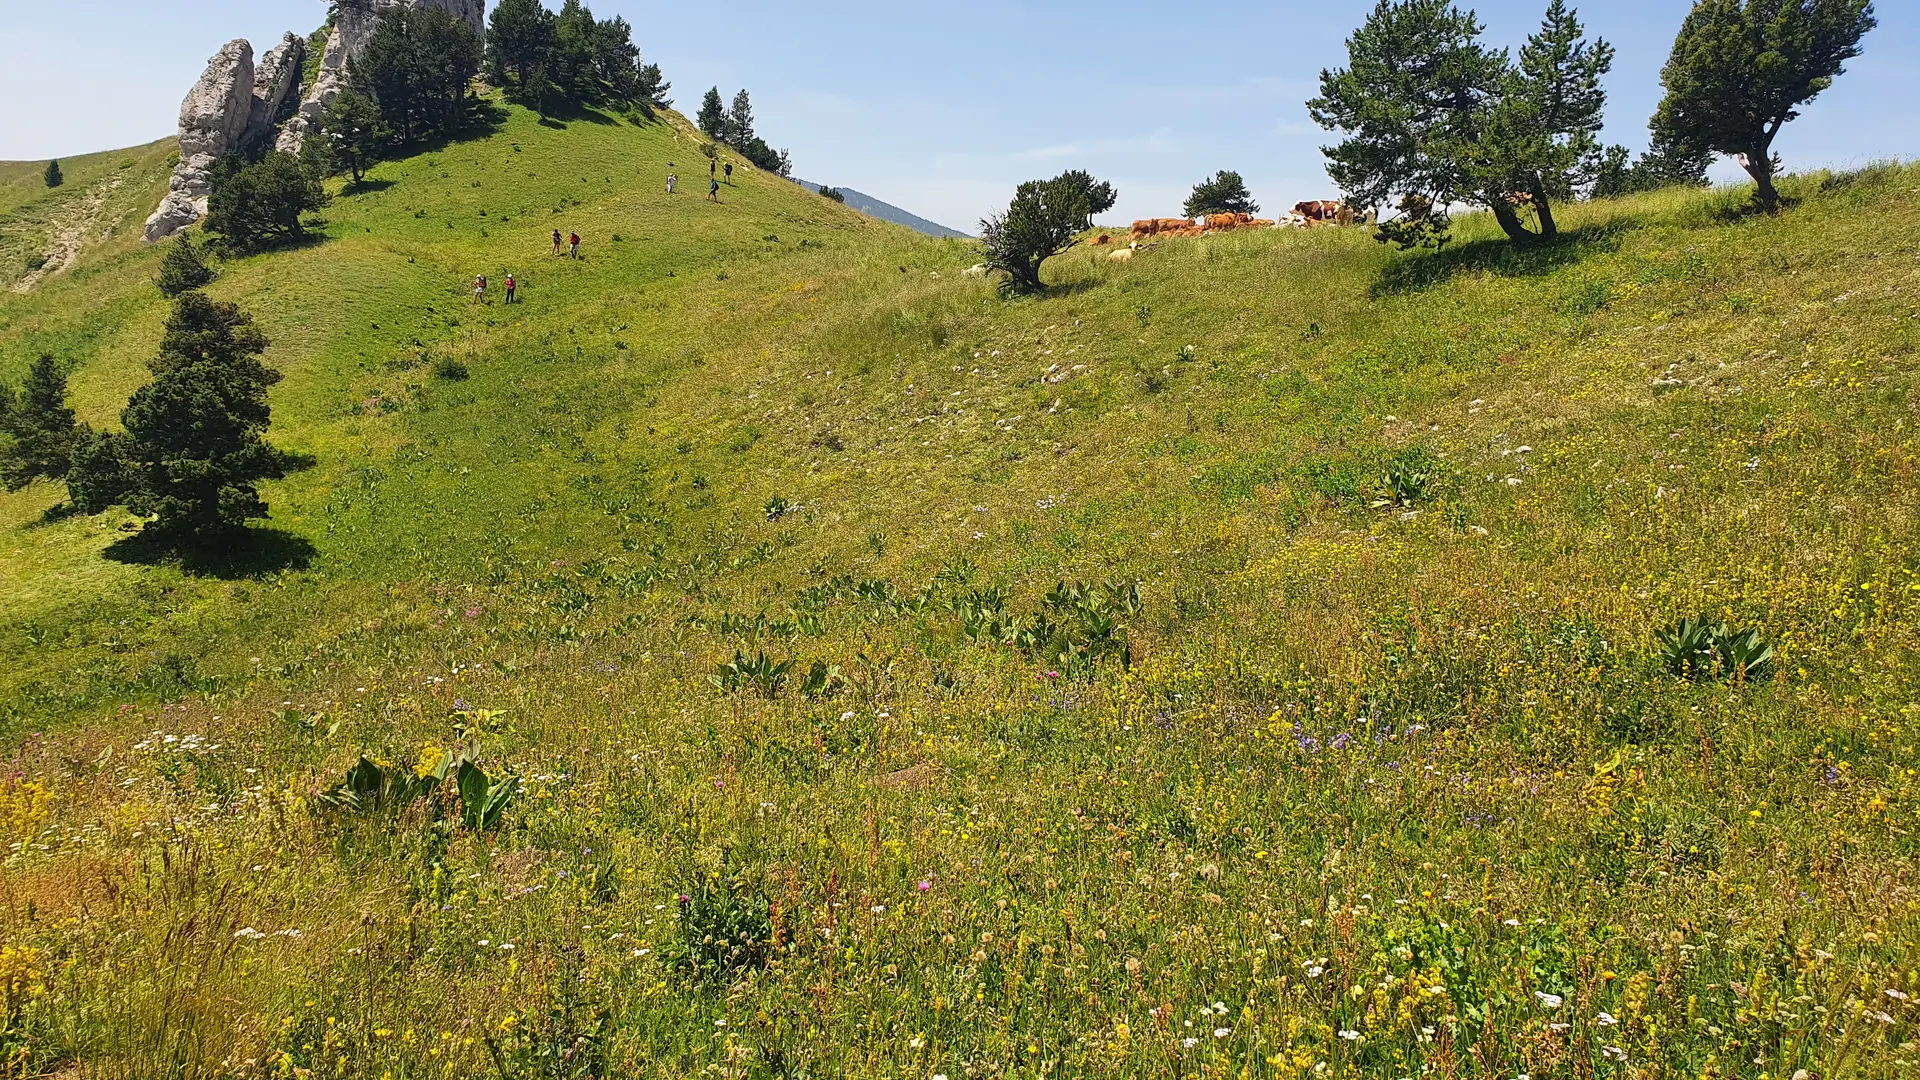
top-left (551, 229), bottom-right (563, 256)
top-left (666, 173), bottom-right (677, 194)
top-left (569, 232), bottom-right (581, 259)
top-left (724, 161), bottom-right (733, 183)
top-left (708, 178), bottom-right (720, 203)
top-left (709, 157), bottom-right (716, 179)
top-left (505, 273), bottom-right (517, 304)
top-left (473, 274), bottom-right (486, 302)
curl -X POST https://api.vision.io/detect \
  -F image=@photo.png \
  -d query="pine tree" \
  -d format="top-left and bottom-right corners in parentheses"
top-left (589, 14), bottom-right (643, 105)
top-left (727, 89), bottom-right (756, 146)
top-left (1652, 0), bottom-right (1876, 212)
top-left (486, 0), bottom-right (557, 90)
top-left (0, 354), bottom-right (82, 491)
top-left (698, 88), bottom-right (728, 141)
top-left (1311, 0), bottom-right (1612, 247)
top-left (204, 151), bottom-right (330, 254)
top-left (1055, 169), bottom-right (1118, 228)
top-left (551, 0), bottom-right (598, 101)
top-left (71, 293), bottom-right (287, 542)
top-left (1184, 171), bottom-right (1259, 217)
top-left (320, 89), bottom-right (387, 184)
top-left (43, 160), bottom-right (63, 188)
top-left (158, 234), bottom-right (216, 297)
top-left (980, 175), bottom-right (1097, 294)
top-left (356, 7), bottom-right (481, 143)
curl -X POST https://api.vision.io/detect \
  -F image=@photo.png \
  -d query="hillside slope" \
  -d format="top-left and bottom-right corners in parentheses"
top-left (1, 101), bottom-right (1918, 1078)
top-left (794, 177), bottom-right (972, 237)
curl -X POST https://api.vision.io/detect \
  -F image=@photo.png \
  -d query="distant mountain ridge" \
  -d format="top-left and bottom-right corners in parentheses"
top-left (793, 179), bottom-right (970, 239)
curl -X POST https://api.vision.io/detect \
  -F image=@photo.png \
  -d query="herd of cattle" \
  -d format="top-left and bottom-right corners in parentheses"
top-left (1111, 200), bottom-right (1380, 244)
top-left (1072, 201), bottom-right (1382, 261)
top-left (963, 199), bottom-right (1384, 275)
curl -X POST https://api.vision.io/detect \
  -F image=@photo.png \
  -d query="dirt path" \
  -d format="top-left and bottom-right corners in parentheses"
top-left (12, 172), bottom-right (124, 294)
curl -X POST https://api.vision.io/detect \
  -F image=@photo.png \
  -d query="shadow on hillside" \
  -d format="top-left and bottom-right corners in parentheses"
top-left (105, 527), bottom-right (317, 579)
top-left (341, 178), bottom-right (397, 197)
top-left (1371, 221), bottom-right (1637, 297)
top-left (527, 98), bottom-right (622, 131)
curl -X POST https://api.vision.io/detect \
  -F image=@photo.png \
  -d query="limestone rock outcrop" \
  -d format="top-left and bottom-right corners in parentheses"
top-left (145, 40), bottom-right (257, 242)
top-left (279, 0), bottom-right (486, 153)
top-left (148, 1), bottom-right (481, 237)
top-left (249, 33), bottom-right (308, 135)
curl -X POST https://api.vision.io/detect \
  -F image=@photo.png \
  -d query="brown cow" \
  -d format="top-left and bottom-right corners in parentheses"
top-left (1294, 200), bottom-right (1343, 223)
top-left (1088, 234), bottom-right (1113, 246)
top-left (1131, 217), bottom-right (1197, 241)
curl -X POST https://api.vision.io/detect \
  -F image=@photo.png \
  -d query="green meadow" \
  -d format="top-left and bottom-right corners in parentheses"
top-left (1, 99), bottom-right (1917, 1078)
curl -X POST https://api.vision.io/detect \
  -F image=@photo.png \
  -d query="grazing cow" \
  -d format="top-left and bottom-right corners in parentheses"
top-left (1131, 218), bottom-right (1195, 241)
top-left (1294, 200), bottom-right (1344, 224)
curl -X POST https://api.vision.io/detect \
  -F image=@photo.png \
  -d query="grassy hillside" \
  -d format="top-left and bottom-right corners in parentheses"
top-left (1, 97), bottom-right (1918, 1079)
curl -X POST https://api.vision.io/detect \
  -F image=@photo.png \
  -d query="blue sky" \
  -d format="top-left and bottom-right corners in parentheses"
top-left (3, 1), bottom-right (1915, 230)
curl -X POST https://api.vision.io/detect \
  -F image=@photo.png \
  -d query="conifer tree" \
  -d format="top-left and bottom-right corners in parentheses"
top-left (43, 160), bottom-right (63, 188)
top-left (728, 89), bottom-right (756, 145)
top-left (69, 293), bottom-right (287, 542)
top-left (486, 0), bottom-right (557, 89)
top-left (204, 151), bottom-right (329, 254)
top-left (158, 234), bottom-right (216, 297)
top-left (1652, 0), bottom-right (1876, 212)
top-left (980, 173), bottom-right (1099, 294)
top-left (320, 89), bottom-right (387, 184)
top-left (1055, 169), bottom-right (1118, 228)
top-left (698, 88), bottom-right (728, 141)
top-left (1184, 171), bottom-right (1259, 218)
top-left (0, 354), bottom-right (82, 491)
top-left (1311, 0), bottom-right (1613, 247)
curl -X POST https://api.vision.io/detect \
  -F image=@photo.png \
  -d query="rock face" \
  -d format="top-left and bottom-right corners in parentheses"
top-left (279, 0), bottom-right (486, 153)
top-left (145, 40), bottom-right (256, 243)
top-left (146, 32), bottom-right (311, 242)
top-left (148, 1), bottom-right (481, 238)
top-left (249, 33), bottom-right (308, 135)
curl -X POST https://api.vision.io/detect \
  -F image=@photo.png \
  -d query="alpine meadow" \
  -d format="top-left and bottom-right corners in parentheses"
top-left (0, 0), bottom-right (1917, 1078)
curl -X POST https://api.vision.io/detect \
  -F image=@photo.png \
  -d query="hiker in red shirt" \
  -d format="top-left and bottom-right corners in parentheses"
top-left (569, 233), bottom-right (581, 259)
top-left (504, 273), bottom-right (517, 304)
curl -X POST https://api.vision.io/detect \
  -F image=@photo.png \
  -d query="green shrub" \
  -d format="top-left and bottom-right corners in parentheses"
top-left (157, 235), bottom-right (216, 297)
top-left (663, 864), bottom-right (775, 982)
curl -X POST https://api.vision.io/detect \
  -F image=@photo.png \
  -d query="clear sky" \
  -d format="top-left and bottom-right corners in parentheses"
top-left (2, 1), bottom-right (1915, 231)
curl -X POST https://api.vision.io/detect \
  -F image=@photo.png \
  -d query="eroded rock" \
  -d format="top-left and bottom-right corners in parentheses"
top-left (145, 40), bottom-right (255, 242)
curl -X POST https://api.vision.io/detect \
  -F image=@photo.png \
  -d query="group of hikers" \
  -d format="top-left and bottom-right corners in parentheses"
top-left (471, 156), bottom-right (740, 305)
top-left (470, 228), bottom-right (580, 304)
top-left (667, 156), bottom-right (730, 201)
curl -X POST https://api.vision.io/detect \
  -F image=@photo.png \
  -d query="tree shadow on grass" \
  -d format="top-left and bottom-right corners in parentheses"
top-left (341, 178), bottom-right (397, 197)
top-left (1371, 220), bottom-right (1639, 298)
top-left (105, 527), bottom-right (317, 580)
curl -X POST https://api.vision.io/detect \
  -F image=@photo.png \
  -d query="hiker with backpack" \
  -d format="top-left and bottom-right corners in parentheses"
top-left (552, 230), bottom-right (563, 256)
top-left (708, 178), bottom-right (720, 203)
top-left (505, 273), bottom-right (517, 304)
top-left (724, 161), bottom-right (733, 183)
top-left (473, 274), bottom-right (487, 303)
top-left (569, 232), bottom-right (581, 259)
